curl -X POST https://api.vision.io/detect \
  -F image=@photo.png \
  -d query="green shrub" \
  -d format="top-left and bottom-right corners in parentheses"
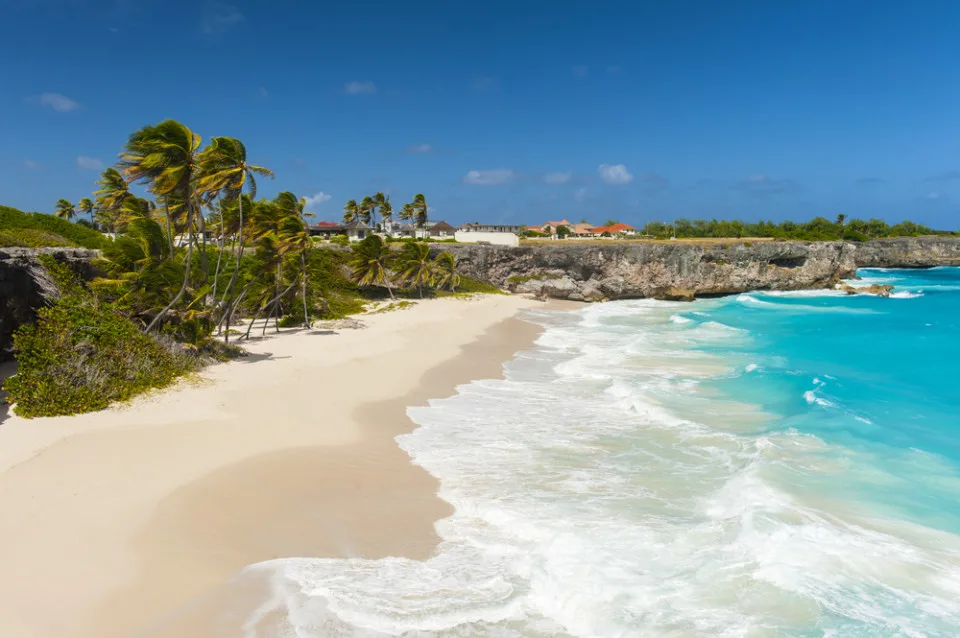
top-left (456, 275), bottom-right (504, 294)
top-left (0, 228), bottom-right (73, 248)
top-left (3, 258), bottom-right (199, 417)
top-left (743, 241), bottom-right (753, 247)
top-left (330, 234), bottom-right (349, 246)
top-left (0, 205), bottom-right (106, 249)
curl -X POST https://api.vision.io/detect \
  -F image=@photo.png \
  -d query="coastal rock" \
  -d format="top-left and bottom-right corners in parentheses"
top-left (443, 237), bottom-right (960, 302)
top-left (838, 283), bottom-right (895, 297)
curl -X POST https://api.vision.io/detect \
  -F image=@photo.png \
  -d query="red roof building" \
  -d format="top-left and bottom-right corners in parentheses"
top-left (589, 223), bottom-right (637, 235)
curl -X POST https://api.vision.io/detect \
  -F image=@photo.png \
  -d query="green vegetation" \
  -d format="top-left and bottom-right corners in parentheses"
top-left (0, 205), bottom-right (106, 249)
top-left (3, 256), bottom-right (202, 417)
top-left (640, 216), bottom-right (951, 242)
top-left (453, 275), bottom-right (504, 295)
top-left (343, 192), bottom-right (429, 233)
top-left (2, 119), bottom-right (464, 417)
top-left (345, 235), bottom-right (465, 299)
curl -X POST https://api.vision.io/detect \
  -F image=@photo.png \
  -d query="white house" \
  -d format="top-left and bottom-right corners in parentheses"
top-left (454, 222), bottom-right (524, 247)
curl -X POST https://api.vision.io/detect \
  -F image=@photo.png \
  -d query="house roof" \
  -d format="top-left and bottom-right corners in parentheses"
top-left (429, 220), bottom-right (456, 232)
top-left (312, 221), bottom-right (341, 228)
top-left (343, 220), bottom-right (372, 230)
top-left (543, 219), bottom-right (572, 229)
top-left (590, 223), bottom-right (636, 234)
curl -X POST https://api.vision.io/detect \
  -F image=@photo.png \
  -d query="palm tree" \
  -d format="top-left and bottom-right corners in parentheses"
top-left (397, 241), bottom-right (434, 298)
top-left (359, 195), bottom-right (375, 226)
top-left (55, 199), bottom-right (76, 221)
top-left (197, 136), bottom-right (273, 338)
top-left (380, 199), bottom-right (393, 231)
top-left (399, 202), bottom-right (415, 223)
top-left (275, 191), bottom-right (312, 328)
top-left (78, 198), bottom-right (96, 226)
top-left (433, 251), bottom-right (460, 291)
top-left (372, 192), bottom-right (389, 230)
top-left (348, 235), bottom-right (395, 299)
top-left (836, 213), bottom-right (846, 227)
top-left (412, 193), bottom-right (428, 237)
top-left (343, 199), bottom-right (359, 223)
top-left (118, 119), bottom-right (204, 332)
top-left (94, 167), bottom-right (132, 234)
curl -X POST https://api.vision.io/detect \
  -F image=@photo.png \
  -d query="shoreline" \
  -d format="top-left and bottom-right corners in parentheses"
top-left (0, 294), bottom-right (543, 638)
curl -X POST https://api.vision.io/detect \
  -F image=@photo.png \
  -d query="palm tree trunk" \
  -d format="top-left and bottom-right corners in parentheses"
top-left (211, 197), bottom-right (226, 303)
top-left (220, 194), bottom-right (246, 342)
top-left (146, 205), bottom-right (194, 332)
top-left (164, 200), bottom-right (175, 258)
top-left (300, 251), bottom-right (310, 328)
top-left (196, 196), bottom-right (209, 283)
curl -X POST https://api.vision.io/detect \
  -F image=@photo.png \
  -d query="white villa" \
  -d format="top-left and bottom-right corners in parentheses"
top-left (455, 222), bottom-right (525, 247)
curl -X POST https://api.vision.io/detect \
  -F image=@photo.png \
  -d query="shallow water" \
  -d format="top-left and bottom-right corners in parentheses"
top-left (248, 267), bottom-right (960, 637)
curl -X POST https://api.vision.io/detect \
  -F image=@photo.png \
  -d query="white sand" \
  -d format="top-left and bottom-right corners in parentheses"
top-left (0, 294), bottom-right (541, 638)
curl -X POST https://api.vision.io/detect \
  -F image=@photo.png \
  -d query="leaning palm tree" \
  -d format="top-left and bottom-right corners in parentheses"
top-left (348, 235), bottom-right (395, 299)
top-left (433, 251), bottom-right (461, 291)
top-left (412, 193), bottom-right (428, 236)
top-left (399, 202), bottom-right (415, 223)
top-left (372, 192), bottom-right (389, 230)
top-left (78, 198), bottom-right (96, 226)
top-left (94, 167), bottom-right (132, 234)
top-left (397, 241), bottom-right (434, 298)
top-left (359, 195), bottom-right (375, 226)
top-left (343, 199), bottom-right (359, 223)
top-left (118, 119), bottom-right (204, 332)
top-left (380, 199), bottom-right (393, 231)
top-left (55, 199), bottom-right (76, 221)
top-left (197, 136), bottom-right (273, 339)
top-left (275, 191), bottom-right (312, 328)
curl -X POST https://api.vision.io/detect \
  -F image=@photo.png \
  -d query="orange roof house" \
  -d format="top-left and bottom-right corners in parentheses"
top-left (589, 223), bottom-right (637, 235)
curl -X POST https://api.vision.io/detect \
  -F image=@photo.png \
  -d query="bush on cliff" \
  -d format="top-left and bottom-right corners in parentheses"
top-left (0, 228), bottom-right (74, 248)
top-left (0, 205), bottom-right (106, 249)
top-left (2, 256), bottom-right (200, 417)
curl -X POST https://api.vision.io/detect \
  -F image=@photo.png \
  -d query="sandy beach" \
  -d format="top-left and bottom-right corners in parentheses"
top-left (0, 294), bottom-right (541, 638)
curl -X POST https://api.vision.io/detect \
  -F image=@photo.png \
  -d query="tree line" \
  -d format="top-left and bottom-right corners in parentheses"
top-left (342, 193), bottom-right (428, 230)
top-left (639, 215), bottom-right (948, 242)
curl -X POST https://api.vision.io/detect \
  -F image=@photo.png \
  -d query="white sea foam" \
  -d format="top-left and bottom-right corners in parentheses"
top-left (891, 291), bottom-right (923, 299)
top-left (245, 300), bottom-right (960, 637)
top-left (669, 314), bottom-right (692, 324)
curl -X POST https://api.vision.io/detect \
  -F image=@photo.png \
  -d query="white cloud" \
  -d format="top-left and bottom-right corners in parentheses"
top-left (303, 192), bottom-right (333, 209)
top-left (598, 164), bottom-right (633, 185)
top-left (544, 171), bottom-right (572, 184)
top-left (23, 159), bottom-right (39, 170)
top-left (573, 188), bottom-right (588, 203)
top-left (463, 169), bottom-right (515, 185)
top-left (572, 65), bottom-right (589, 77)
top-left (924, 191), bottom-right (945, 201)
top-left (408, 143), bottom-right (433, 154)
top-left (344, 81), bottom-right (377, 95)
top-left (76, 156), bottom-right (104, 171)
top-left (32, 92), bottom-right (80, 112)
top-left (203, 2), bottom-right (244, 34)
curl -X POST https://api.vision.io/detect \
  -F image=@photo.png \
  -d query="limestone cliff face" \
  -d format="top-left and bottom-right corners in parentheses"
top-left (849, 237), bottom-right (960, 268)
top-left (0, 248), bottom-right (98, 360)
top-left (446, 237), bottom-right (960, 301)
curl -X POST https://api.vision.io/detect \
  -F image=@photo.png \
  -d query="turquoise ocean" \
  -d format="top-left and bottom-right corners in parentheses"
top-left (252, 267), bottom-right (960, 637)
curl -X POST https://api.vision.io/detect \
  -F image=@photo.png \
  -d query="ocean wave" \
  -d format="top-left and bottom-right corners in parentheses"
top-left (247, 295), bottom-right (960, 637)
top-left (736, 294), bottom-right (877, 314)
top-left (890, 291), bottom-right (923, 299)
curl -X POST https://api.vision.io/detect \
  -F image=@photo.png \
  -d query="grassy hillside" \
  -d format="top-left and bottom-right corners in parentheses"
top-left (0, 205), bottom-right (106, 249)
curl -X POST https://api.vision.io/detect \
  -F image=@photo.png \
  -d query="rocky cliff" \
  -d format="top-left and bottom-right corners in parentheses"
top-left (0, 248), bottom-right (98, 360)
top-left (445, 236), bottom-right (960, 302)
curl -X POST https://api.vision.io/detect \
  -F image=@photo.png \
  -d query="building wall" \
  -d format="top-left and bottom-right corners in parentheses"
top-left (453, 230), bottom-right (520, 247)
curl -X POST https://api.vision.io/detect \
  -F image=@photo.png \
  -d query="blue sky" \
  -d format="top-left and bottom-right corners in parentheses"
top-left (3, 0), bottom-right (960, 229)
